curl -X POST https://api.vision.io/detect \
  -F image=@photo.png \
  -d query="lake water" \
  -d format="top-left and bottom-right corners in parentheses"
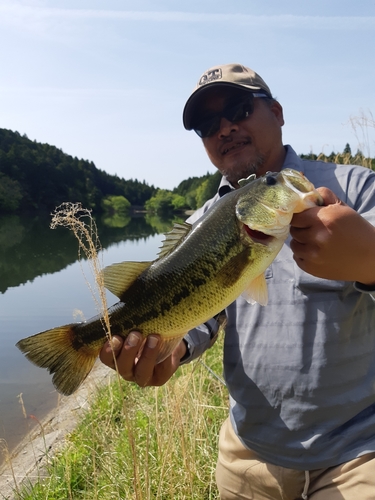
top-left (0, 212), bottom-right (182, 464)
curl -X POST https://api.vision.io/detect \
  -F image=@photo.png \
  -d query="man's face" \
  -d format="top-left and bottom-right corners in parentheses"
top-left (193, 88), bottom-right (285, 186)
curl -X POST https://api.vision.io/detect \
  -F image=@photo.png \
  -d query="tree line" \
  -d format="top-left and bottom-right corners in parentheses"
top-left (0, 128), bottom-right (221, 215)
top-left (0, 128), bottom-right (157, 214)
top-left (0, 129), bottom-right (373, 216)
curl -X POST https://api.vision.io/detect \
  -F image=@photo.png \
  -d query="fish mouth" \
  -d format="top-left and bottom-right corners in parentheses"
top-left (221, 140), bottom-right (250, 155)
top-left (243, 224), bottom-right (274, 244)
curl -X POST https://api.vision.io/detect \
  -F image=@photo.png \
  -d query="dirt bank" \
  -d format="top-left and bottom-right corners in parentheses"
top-left (0, 362), bottom-right (113, 500)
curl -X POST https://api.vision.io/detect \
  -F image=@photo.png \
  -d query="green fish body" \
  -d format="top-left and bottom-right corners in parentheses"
top-left (17, 169), bottom-right (322, 395)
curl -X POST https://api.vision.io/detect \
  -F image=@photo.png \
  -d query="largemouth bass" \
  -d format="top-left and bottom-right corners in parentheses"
top-left (17, 169), bottom-right (322, 395)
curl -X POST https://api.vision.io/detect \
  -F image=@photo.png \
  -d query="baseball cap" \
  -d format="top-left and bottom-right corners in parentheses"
top-left (183, 63), bottom-right (272, 130)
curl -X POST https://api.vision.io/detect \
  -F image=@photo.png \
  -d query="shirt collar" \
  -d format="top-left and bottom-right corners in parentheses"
top-left (217, 177), bottom-right (235, 198)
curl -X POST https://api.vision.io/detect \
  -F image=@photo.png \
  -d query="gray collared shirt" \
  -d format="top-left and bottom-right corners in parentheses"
top-left (183, 145), bottom-right (375, 470)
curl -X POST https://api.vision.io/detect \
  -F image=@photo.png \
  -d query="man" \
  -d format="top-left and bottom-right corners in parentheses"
top-left (100, 63), bottom-right (375, 499)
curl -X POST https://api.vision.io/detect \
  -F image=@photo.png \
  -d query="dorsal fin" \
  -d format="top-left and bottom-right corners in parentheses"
top-left (157, 222), bottom-right (192, 259)
top-left (238, 174), bottom-right (257, 187)
top-left (102, 261), bottom-right (151, 298)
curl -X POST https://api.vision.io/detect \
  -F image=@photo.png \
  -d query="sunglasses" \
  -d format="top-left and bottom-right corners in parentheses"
top-left (193, 92), bottom-right (269, 138)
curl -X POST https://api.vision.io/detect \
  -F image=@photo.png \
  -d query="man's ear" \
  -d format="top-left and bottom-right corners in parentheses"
top-left (270, 100), bottom-right (284, 127)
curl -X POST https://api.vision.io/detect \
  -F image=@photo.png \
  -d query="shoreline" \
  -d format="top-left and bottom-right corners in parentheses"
top-left (0, 362), bottom-right (113, 500)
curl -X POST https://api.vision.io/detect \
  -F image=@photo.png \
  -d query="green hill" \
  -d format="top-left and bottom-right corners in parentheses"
top-left (0, 128), bottom-right (157, 213)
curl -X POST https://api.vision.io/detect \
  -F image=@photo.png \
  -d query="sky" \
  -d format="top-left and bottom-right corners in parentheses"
top-left (0, 0), bottom-right (375, 190)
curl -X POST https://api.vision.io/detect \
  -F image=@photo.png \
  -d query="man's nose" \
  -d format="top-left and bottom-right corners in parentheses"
top-left (218, 117), bottom-right (238, 137)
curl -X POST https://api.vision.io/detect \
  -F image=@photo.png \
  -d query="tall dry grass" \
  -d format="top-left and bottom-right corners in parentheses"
top-left (317, 109), bottom-right (375, 169)
top-left (14, 339), bottom-right (227, 499)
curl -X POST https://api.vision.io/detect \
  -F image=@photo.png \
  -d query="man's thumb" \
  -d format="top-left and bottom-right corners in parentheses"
top-left (316, 187), bottom-right (344, 206)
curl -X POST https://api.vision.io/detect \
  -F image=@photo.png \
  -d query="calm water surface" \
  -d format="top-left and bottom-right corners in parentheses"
top-left (0, 213), bottom-right (180, 463)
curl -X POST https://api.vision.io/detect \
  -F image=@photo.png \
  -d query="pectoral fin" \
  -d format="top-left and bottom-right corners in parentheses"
top-left (102, 261), bottom-right (151, 298)
top-left (241, 273), bottom-right (268, 306)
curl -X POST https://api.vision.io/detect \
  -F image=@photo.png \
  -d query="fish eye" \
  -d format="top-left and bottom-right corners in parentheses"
top-left (264, 175), bottom-right (277, 186)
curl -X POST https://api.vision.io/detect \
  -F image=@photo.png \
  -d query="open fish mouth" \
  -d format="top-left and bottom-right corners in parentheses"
top-left (243, 224), bottom-right (274, 244)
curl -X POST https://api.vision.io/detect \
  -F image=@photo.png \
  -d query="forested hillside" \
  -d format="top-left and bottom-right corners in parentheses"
top-left (0, 128), bottom-right (157, 213)
top-left (1, 128), bottom-right (373, 216)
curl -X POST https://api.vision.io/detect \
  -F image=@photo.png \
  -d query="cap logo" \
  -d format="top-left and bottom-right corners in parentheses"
top-left (198, 68), bottom-right (222, 86)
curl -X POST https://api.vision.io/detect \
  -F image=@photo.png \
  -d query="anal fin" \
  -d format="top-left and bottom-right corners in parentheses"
top-left (241, 273), bottom-right (269, 306)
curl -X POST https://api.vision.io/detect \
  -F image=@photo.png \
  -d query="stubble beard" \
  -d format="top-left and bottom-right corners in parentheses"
top-left (220, 154), bottom-right (265, 186)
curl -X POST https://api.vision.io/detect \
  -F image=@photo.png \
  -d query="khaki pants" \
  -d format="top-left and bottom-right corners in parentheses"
top-left (216, 418), bottom-right (375, 500)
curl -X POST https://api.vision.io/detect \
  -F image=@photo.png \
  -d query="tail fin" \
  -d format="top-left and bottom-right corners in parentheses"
top-left (16, 325), bottom-right (99, 396)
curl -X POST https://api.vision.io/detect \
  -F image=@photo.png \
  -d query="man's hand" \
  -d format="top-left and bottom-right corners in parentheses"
top-left (99, 332), bottom-right (187, 387)
top-left (290, 187), bottom-right (375, 285)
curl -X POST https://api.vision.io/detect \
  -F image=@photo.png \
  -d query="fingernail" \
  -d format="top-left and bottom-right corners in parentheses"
top-left (126, 332), bottom-right (140, 347)
top-left (107, 337), bottom-right (122, 352)
top-left (147, 336), bottom-right (159, 349)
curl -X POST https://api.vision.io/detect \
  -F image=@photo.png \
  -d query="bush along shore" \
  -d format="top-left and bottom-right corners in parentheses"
top-left (8, 334), bottom-right (228, 500)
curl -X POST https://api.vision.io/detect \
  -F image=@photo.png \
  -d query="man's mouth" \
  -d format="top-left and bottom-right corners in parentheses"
top-left (222, 141), bottom-right (250, 155)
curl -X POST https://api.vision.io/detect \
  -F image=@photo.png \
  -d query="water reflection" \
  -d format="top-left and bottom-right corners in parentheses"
top-left (0, 212), bottom-right (185, 463)
top-left (0, 213), bottom-right (184, 294)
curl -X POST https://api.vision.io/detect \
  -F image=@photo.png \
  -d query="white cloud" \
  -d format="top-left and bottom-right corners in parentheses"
top-left (0, 2), bottom-right (374, 31)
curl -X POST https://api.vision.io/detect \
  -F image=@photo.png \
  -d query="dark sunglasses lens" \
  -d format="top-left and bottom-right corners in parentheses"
top-left (225, 97), bottom-right (254, 122)
top-left (194, 95), bottom-right (255, 138)
top-left (195, 116), bottom-right (221, 138)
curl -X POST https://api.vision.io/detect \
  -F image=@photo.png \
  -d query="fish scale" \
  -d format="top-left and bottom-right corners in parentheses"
top-left (17, 169), bottom-right (322, 395)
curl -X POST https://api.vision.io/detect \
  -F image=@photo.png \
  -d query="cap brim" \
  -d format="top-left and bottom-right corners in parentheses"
top-left (182, 81), bottom-right (266, 130)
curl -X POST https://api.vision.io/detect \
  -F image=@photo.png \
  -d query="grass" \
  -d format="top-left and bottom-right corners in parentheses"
top-left (317, 150), bottom-right (375, 169)
top-left (13, 335), bottom-right (228, 500)
top-left (303, 109), bottom-right (375, 170)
